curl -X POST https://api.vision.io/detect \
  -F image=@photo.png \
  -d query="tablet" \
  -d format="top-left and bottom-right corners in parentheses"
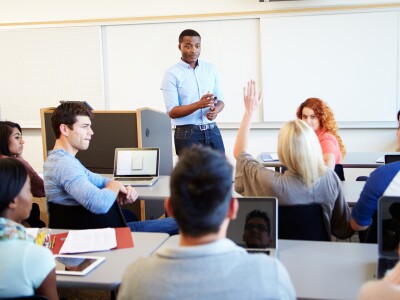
top-left (54, 255), bottom-right (106, 276)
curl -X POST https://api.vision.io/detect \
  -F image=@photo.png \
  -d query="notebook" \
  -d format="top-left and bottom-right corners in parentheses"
top-left (113, 148), bottom-right (160, 186)
top-left (377, 196), bottom-right (400, 278)
top-left (226, 197), bottom-right (278, 257)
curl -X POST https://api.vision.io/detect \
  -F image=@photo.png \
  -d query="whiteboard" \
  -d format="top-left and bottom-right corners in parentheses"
top-left (261, 11), bottom-right (399, 127)
top-left (0, 26), bottom-right (105, 127)
top-left (103, 19), bottom-right (260, 123)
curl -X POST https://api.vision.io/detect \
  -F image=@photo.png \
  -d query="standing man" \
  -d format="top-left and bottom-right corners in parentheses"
top-left (161, 29), bottom-right (225, 155)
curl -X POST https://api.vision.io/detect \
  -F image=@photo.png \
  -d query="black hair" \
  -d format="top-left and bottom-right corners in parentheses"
top-left (397, 110), bottom-right (400, 122)
top-left (0, 121), bottom-right (22, 157)
top-left (179, 29), bottom-right (201, 43)
top-left (0, 158), bottom-right (28, 214)
top-left (170, 145), bottom-right (233, 237)
top-left (51, 102), bottom-right (93, 139)
top-left (245, 209), bottom-right (271, 236)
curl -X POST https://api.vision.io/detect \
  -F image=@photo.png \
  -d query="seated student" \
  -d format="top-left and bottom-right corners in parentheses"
top-left (351, 161), bottom-right (400, 238)
top-left (0, 121), bottom-right (45, 227)
top-left (358, 248), bottom-right (400, 300)
top-left (44, 102), bottom-right (177, 234)
top-left (117, 145), bottom-right (296, 300)
top-left (234, 80), bottom-right (353, 239)
top-left (242, 209), bottom-right (271, 249)
top-left (296, 98), bottom-right (346, 170)
top-left (0, 158), bottom-right (58, 299)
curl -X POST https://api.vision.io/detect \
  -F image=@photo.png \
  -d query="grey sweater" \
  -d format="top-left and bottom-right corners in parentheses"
top-left (235, 152), bottom-right (354, 239)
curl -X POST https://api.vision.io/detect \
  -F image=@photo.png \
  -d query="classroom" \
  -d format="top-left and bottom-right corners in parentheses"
top-left (1, 0), bottom-right (400, 299)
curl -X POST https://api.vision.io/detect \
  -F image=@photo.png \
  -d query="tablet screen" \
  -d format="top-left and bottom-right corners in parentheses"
top-left (54, 255), bottom-right (105, 276)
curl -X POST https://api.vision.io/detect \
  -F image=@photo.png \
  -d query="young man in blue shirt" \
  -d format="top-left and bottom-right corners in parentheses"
top-left (161, 29), bottom-right (225, 155)
top-left (44, 102), bottom-right (177, 234)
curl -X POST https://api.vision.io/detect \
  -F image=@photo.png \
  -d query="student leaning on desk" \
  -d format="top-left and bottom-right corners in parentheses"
top-left (44, 102), bottom-right (178, 234)
top-left (0, 158), bottom-right (58, 300)
top-left (233, 80), bottom-right (353, 240)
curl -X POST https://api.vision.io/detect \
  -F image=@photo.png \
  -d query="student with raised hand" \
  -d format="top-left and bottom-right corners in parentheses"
top-left (0, 121), bottom-right (45, 227)
top-left (234, 80), bottom-right (353, 239)
top-left (44, 102), bottom-right (178, 234)
top-left (296, 98), bottom-right (346, 170)
top-left (118, 145), bottom-right (296, 300)
top-left (0, 158), bottom-right (58, 299)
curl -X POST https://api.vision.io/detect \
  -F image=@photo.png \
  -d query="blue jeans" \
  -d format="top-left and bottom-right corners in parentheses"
top-left (174, 123), bottom-right (225, 156)
top-left (127, 217), bottom-right (178, 235)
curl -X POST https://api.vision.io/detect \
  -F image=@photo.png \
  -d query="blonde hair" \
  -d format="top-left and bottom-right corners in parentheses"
top-left (278, 119), bottom-right (326, 187)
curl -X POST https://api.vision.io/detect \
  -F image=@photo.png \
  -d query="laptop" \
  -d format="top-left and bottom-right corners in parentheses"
top-left (384, 154), bottom-right (400, 165)
top-left (377, 196), bottom-right (400, 278)
top-left (226, 197), bottom-right (278, 257)
top-left (113, 148), bottom-right (160, 186)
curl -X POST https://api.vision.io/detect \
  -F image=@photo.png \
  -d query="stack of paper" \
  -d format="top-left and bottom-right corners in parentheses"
top-left (59, 228), bottom-right (117, 254)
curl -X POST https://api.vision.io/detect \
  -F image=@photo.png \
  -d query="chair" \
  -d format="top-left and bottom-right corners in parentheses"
top-left (48, 201), bottom-right (127, 229)
top-left (356, 176), bottom-right (369, 181)
top-left (358, 211), bottom-right (377, 244)
top-left (334, 164), bottom-right (345, 181)
top-left (278, 203), bottom-right (331, 241)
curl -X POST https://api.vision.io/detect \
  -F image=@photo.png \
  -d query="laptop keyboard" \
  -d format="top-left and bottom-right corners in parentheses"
top-left (116, 177), bottom-right (153, 181)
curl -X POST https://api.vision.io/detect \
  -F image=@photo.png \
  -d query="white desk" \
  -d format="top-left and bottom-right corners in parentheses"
top-left (55, 231), bottom-right (169, 291)
top-left (135, 176), bottom-right (242, 200)
top-left (135, 176), bottom-right (364, 205)
top-left (258, 151), bottom-right (391, 169)
top-left (161, 235), bottom-right (378, 300)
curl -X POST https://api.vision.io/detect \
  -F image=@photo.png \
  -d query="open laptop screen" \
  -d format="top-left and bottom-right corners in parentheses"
top-left (226, 197), bottom-right (277, 250)
top-left (378, 196), bottom-right (400, 258)
top-left (114, 148), bottom-right (159, 177)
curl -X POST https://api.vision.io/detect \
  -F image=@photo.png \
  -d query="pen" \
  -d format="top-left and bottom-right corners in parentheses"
top-left (51, 236), bottom-right (56, 249)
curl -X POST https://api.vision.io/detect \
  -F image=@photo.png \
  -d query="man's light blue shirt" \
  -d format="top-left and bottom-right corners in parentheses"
top-left (161, 59), bottom-right (224, 126)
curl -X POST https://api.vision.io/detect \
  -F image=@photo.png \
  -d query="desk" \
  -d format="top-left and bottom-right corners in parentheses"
top-left (55, 231), bottom-right (169, 291)
top-left (342, 180), bottom-right (364, 205)
top-left (135, 176), bottom-right (242, 200)
top-left (259, 151), bottom-right (398, 169)
top-left (161, 235), bottom-right (377, 300)
top-left (135, 176), bottom-right (364, 205)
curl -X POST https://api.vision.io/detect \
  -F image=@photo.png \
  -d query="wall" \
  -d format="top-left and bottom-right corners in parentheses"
top-left (2, 0), bottom-right (399, 179)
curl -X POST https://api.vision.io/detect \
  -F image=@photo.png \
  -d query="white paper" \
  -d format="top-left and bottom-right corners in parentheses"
top-left (59, 228), bottom-right (117, 254)
top-left (25, 228), bottom-right (40, 239)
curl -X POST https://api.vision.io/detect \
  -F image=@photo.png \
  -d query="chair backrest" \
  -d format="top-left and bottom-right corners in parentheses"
top-left (278, 203), bottom-right (331, 241)
top-left (334, 164), bottom-right (345, 181)
top-left (48, 201), bottom-right (127, 229)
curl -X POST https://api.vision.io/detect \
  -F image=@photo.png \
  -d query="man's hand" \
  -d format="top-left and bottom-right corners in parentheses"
top-left (117, 185), bottom-right (139, 205)
top-left (197, 93), bottom-right (216, 109)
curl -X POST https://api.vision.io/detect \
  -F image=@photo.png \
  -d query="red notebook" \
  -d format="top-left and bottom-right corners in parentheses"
top-left (50, 227), bottom-right (134, 255)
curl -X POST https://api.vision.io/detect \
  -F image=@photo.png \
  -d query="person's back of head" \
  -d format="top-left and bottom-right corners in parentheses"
top-left (0, 121), bottom-right (22, 157)
top-left (51, 102), bottom-right (93, 139)
top-left (0, 157), bottom-right (28, 216)
top-left (170, 145), bottom-right (233, 237)
top-left (278, 119), bottom-right (326, 187)
top-left (179, 29), bottom-right (201, 43)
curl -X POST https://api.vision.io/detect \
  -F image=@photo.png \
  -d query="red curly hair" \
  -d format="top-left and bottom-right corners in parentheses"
top-left (296, 98), bottom-right (346, 157)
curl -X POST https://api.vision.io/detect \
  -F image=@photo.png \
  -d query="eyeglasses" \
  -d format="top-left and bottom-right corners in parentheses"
top-left (245, 223), bottom-right (268, 232)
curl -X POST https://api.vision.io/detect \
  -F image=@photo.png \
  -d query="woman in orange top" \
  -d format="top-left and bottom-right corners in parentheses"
top-left (296, 98), bottom-right (346, 170)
